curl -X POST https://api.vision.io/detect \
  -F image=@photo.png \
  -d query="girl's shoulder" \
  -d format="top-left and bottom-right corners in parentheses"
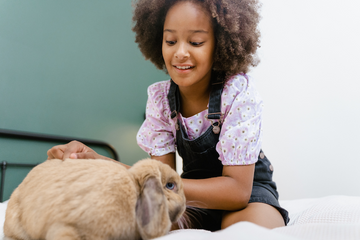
top-left (147, 80), bottom-right (171, 99)
top-left (220, 73), bottom-right (263, 118)
top-left (222, 73), bottom-right (260, 100)
top-left (223, 73), bottom-right (252, 93)
top-left (146, 80), bottom-right (172, 113)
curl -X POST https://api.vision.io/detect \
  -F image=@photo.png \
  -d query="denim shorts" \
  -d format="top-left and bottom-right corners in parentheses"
top-left (183, 151), bottom-right (290, 231)
top-left (184, 188), bottom-right (289, 231)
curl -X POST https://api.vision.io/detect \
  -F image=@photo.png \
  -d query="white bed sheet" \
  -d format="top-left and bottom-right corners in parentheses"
top-left (1, 195), bottom-right (359, 240)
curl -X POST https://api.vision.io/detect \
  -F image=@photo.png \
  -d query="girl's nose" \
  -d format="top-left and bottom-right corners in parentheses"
top-left (174, 43), bottom-right (189, 60)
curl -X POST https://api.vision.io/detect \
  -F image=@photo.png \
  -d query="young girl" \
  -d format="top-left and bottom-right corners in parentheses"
top-left (47, 0), bottom-right (289, 231)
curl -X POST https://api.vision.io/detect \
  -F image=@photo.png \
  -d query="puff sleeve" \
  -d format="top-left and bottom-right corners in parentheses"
top-left (216, 75), bottom-right (264, 165)
top-left (136, 81), bottom-right (177, 156)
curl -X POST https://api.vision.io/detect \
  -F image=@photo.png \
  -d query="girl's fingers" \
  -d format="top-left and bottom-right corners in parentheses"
top-left (70, 152), bottom-right (98, 160)
top-left (47, 141), bottom-right (98, 160)
top-left (47, 145), bottom-right (66, 160)
top-left (62, 141), bottom-right (87, 160)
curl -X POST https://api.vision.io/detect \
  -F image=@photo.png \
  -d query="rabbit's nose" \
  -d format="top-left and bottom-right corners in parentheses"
top-left (169, 204), bottom-right (186, 222)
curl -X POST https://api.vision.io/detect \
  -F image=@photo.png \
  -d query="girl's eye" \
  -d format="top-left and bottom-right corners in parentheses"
top-left (190, 42), bottom-right (204, 46)
top-left (166, 41), bottom-right (176, 45)
top-left (165, 182), bottom-right (176, 190)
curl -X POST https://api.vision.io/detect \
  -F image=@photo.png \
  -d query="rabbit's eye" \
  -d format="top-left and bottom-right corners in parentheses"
top-left (165, 182), bottom-right (175, 190)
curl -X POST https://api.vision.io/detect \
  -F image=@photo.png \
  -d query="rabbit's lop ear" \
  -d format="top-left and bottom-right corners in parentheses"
top-left (136, 177), bottom-right (172, 240)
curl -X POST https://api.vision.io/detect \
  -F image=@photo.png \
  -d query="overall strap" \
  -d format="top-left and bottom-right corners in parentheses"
top-left (207, 81), bottom-right (224, 120)
top-left (167, 79), bottom-right (180, 119)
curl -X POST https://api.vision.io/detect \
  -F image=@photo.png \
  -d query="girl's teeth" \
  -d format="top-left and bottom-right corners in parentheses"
top-left (176, 66), bottom-right (191, 69)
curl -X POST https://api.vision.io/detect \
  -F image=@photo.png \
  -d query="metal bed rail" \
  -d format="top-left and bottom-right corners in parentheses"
top-left (0, 128), bottom-right (119, 202)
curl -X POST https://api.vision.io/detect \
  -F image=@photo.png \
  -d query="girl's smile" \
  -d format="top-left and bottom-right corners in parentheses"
top-left (162, 1), bottom-right (215, 92)
top-left (173, 64), bottom-right (195, 74)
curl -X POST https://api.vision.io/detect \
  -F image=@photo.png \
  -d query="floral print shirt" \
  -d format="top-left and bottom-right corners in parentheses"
top-left (136, 74), bottom-right (263, 166)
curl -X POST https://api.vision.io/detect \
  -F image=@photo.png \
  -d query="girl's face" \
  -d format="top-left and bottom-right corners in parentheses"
top-left (162, 1), bottom-right (215, 90)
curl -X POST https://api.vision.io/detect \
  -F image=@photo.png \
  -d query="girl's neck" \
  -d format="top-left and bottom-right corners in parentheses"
top-left (178, 83), bottom-right (211, 118)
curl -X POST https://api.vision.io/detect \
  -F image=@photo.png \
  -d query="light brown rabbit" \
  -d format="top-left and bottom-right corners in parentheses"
top-left (3, 158), bottom-right (186, 240)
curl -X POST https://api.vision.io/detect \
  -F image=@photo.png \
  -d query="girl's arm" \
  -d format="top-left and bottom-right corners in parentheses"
top-left (182, 164), bottom-right (255, 211)
top-left (151, 153), bottom-right (176, 170)
top-left (49, 141), bottom-right (251, 211)
top-left (152, 153), bottom-right (254, 211)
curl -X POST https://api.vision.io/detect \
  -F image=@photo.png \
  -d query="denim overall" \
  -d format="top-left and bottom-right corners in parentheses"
top-left (167, 79), bottom-right (289, 231)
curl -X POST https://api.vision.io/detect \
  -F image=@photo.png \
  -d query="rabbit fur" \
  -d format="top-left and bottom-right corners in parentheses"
top-left (3, 158), bottom-right (186, 240)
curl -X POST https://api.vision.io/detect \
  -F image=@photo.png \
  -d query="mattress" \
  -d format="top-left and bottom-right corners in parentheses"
top-left (1, 195), bottom-right (359, 240)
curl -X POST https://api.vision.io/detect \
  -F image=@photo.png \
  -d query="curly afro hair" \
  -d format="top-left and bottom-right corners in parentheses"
top-left (132, 0), bottom-right (261, 80)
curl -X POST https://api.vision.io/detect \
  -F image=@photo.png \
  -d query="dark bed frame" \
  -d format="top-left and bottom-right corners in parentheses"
top-left (0, 128), bottom-right (119, 202)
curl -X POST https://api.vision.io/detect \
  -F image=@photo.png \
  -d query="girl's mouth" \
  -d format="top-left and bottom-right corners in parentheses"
top-left (174, 65), bottom-right (194, 70)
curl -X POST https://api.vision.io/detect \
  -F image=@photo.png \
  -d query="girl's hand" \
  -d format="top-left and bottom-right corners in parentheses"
top-left (47, 140), bottom-right (100, 160)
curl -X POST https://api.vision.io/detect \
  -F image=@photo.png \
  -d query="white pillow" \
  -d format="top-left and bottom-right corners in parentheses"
top-left (280, 195), bottom-right (360, 225)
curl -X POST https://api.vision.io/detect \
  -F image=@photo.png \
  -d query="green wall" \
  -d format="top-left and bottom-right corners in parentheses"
top-left (0, 1), bottom-right (168, 166)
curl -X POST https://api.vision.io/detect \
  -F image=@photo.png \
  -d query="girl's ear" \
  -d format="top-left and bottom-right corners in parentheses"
top-left (135, 177), bottom-right (172, 240)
